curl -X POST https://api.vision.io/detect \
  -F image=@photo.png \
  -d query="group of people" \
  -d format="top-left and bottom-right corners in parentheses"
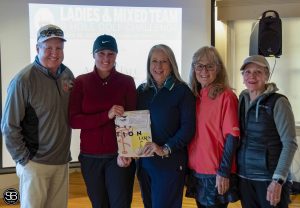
top-left (1, 24), bottom-right (297, 208)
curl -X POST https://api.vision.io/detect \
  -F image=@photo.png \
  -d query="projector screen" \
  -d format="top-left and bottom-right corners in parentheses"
top-left (0, 0), bottom-right (211, 169)
top-left (29, 4), bottom-right (182, 85)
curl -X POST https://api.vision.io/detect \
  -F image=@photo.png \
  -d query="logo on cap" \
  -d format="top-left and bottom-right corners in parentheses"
top-left (93, 34), bottom-right (118, 54)
top-left (37, 24), bottom-right (66, 43)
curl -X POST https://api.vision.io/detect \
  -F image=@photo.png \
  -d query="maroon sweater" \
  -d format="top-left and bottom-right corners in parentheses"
top-left (69, 68), bottom-right (137, 155)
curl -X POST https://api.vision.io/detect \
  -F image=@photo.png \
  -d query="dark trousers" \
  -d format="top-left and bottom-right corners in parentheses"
top-left (239, 177), bottom-right (290, 208)
top-left (137, 161), bottom-right (186, 208)
top-left (79, 154), bottom-right (136, 208)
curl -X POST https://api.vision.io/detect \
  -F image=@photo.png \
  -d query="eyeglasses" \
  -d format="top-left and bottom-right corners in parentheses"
top-left (38, 27), bottom-right (64, 39)
top-left (193, 63), bottom-right (216, 72)
top-left (151, 60), bottom-right (169, 66)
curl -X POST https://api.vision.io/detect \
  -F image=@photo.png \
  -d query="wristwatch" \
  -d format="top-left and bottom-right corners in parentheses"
top-left (162, 144), bottom-right (171, 158)
top-left (273, 178), bottom-right (284, 185)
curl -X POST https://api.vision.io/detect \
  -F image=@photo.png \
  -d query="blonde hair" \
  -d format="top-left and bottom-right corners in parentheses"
top-left (143, 44), bottom-right (184, 89)
top-left (189, 46), bottom-right (230, 99)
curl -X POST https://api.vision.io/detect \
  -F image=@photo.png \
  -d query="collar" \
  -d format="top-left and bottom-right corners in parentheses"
top-left (93, 66), bottom-right (117, 85)
top-left (164, 75), bottom-right (176, 91)
top-left (150, 75), bottom-right (176, 92)
top-left (35, 56), bottom-right (64, 78)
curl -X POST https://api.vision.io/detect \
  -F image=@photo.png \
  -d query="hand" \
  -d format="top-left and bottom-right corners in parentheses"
top-left (267, 180), bottom-right (282, 206)
top-left (117, 155), bottom-right (132, 168)
top-left (108, 105), bottom-right (124, 119)
top-left (142, 142), bottom-right (163, 157)
top-left (216, 174), bottom-right (229, 195)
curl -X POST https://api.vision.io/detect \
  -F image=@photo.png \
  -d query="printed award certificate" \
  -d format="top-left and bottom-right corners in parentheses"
top-left (115, 110), bottom-right (152, 157)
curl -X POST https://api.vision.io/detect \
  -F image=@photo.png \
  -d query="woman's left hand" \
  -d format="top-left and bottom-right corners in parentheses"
top-left (216, 174), bottom-right (229, 195)
top-left (117, 155), bottom-right (132, 168)
top-left (266, 180), bottom-right (282, 206)
top-left (142, 142), bottom-right (164, 156)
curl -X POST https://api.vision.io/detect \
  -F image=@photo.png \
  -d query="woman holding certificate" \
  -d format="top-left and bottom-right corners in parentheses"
top-left (136, 44), bottom-right (196, 208)
top-left (68, 34), bottom-right (136, 208)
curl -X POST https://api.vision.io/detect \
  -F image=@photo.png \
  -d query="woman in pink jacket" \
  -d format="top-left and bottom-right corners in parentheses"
top-left (186, 46), bottom-right (240, 208)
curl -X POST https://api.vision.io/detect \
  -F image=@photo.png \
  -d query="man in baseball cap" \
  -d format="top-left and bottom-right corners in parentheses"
top-left (1, 23), bottom-right (73, 208)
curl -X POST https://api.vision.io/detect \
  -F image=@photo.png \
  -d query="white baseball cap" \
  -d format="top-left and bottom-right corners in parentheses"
top-left (37, 24), bottom-right (66, 43)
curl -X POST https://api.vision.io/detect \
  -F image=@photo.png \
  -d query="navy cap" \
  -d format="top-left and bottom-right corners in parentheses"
top-left (93, 34), bottom-right (118, 54)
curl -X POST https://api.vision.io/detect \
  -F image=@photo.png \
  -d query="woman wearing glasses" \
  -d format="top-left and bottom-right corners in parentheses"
top-left (237, 55), bottom-right (297, 208)
top-left (186, 46), bottom-right (240, 208)
top-left (136, 44), bottom-right (196, 208)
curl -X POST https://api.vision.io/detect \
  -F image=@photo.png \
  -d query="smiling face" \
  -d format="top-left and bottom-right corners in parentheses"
top-left (242, 63), bottom-right (269, 93)
top-left (194, 56), bottom-right (217, 88)
top-left (94, 49), bottom-right (117, 78)
top-left (149, 49), bottom-right (172, 87)
top-left (36, 38), bottom-right (64, 74)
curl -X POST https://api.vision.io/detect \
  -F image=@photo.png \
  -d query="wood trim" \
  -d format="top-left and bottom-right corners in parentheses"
top-left (216, 0), bottom-right (300, 20)
top-left (217, 0), bottom-right (300, 7)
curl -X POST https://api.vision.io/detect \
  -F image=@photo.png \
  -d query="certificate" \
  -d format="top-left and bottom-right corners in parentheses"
top-left (115, 110), bottom-right (152, 157)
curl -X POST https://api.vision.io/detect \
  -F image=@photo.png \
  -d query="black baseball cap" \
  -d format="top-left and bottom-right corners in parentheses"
top-left (93, 34), bottom-right (118, 54)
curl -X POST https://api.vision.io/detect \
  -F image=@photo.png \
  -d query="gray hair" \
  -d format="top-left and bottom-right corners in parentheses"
top-left (143, 44), bottom-right (184, 89)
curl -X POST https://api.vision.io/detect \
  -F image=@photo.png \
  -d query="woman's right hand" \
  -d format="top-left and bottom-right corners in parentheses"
top-left (108, 105), bottom-right (124, 119)
top-left (266, 180), bottom-right (282, 207)
top-left (117, 155), bottom-right (132, 168)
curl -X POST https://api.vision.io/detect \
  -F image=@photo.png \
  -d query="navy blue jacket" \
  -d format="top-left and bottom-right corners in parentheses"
top-left (137, 78), bottom-right (196, 170)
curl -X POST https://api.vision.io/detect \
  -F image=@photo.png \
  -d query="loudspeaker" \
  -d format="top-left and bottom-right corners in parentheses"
top-left (249, 10), bottom-right (282, 57)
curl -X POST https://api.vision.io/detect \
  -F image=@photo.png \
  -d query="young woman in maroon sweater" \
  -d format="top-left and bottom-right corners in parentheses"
top-left (69, 34), bottom-right (137, 208)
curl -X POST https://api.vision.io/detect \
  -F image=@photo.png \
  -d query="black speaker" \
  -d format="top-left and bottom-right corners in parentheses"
top-left (249, 10), bottom-right (282, 57)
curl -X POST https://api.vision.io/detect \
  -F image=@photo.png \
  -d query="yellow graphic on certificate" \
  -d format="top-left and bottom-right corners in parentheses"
top-left (115, 110), bottom-right (152, 157)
